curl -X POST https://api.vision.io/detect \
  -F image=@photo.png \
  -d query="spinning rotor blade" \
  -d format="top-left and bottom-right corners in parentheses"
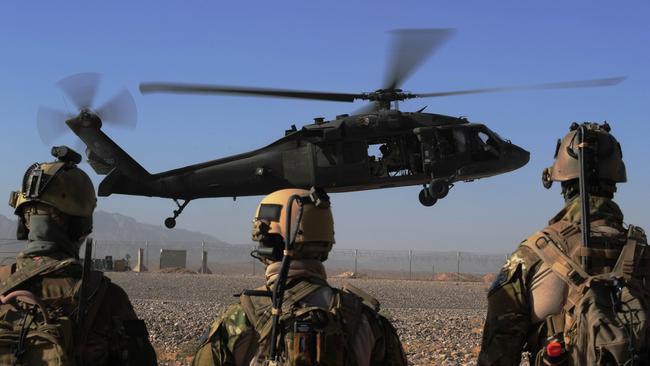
top-left (416, 77), bottom-right (626, 98)
top-left (56, 72), bottom-right (101, 110)
top-left (384, 29), bottom-right (455, 91)
top-left (96, 88), bottom-right (138, 129)
top-left (36, 107), bottom-right (73, 144)
top-left (139, 83), bottom-right (362, 103)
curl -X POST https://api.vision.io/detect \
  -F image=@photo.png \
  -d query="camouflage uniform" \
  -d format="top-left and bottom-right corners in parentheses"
top-left (478, 196), bottom-right (647, 365)
top-left (0, 225), bottom-right (158, 365)
top-left (192, 263), bottom-right (407, 366)
top-left (2, 151), bottom-right (157, 365)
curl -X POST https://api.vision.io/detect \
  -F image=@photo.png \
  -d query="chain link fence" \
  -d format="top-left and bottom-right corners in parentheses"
top-left (0, 238), bottom-right (508, 280)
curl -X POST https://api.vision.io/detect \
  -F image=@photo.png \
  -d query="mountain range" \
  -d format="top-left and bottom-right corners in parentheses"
top-left (0, 211), bottom-right (228, 246)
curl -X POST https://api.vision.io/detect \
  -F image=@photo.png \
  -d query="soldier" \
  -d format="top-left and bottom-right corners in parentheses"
top-left (1, 147), bottom-right (157, 365)
top-left (478, 123), bottom-right (649, 365)
top-left (193, 188), bottom-right (408, 366)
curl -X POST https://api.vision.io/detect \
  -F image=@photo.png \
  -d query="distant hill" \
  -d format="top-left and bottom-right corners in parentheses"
top-left (0, 211), bottom-right (228, 247)
top-left (0, 215), bottom-right (14, 240)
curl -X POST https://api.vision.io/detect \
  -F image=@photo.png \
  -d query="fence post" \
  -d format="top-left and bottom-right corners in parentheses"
top-left (354, 249), bottom-right (358, 274)
top-left (201, 241), bottom-right (205, 273)
top-left (457, 251), bottom-right (461, 282)
top-left (408, 250), bottom-right (413, 280)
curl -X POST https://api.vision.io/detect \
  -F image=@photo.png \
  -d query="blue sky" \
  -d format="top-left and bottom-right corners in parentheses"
top-left (1, 1), bottom-right (648, 252)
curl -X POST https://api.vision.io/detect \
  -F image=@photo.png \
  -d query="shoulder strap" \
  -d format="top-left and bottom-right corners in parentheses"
top-left (613, 225), bottom-right (640, 280)
top-left (333, 288), bottom-right (364, 339)
top-left (342, 282), bottom-right (380, 312)
top-left (522, 230), bottom-right (590, 308)
top-left (0, 257), bottom-right (77, 295)
top-left (241, 280), bottom-right (324, 342)
top-left (78, 271), bottom-right (111, 335)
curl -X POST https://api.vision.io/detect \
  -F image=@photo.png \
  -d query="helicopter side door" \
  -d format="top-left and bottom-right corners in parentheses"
top-left (312, 141), bottom-right (369, 187)
top-left (417, 126), bottom-right (468, 179)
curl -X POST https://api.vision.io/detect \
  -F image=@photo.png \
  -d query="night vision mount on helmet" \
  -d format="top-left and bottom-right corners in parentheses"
top-left (9, 146), bottom-right (96, 218)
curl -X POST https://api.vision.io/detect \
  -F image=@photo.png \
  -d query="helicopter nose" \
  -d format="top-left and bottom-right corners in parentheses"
top-left (508, 143), bottom-right (530, 169)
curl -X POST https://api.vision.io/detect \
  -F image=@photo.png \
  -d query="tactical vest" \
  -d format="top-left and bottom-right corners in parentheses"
top-left (0, 258), bottom-right (110, 366)
top-left (239, 280), bottom-right (382, 366)
top-left (524, 221), bottom-right (650, 365)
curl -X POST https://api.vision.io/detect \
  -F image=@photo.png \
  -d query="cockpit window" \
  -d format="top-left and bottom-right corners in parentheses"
top-left (470, 127), bottom-right (500, 160)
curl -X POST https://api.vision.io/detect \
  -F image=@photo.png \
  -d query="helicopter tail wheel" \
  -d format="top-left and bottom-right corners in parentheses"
top-left (418, 189), bottom-right (437, 207)
top-left (429, 179), bottom-right (449, 199)
top-left (164, 217), bottom-right (176, 229)
top-left (165, 199), bottom-right (191, 229)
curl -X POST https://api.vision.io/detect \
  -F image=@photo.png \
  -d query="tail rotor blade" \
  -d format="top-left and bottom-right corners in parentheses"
top-left (384, 29), bottom-right (455, 90)
top-left (56, 72), bottom-right (102, 110)
top-left (96, 88), bottom-right (138, 129)
top-left (36, 107), bottom-right (72, 144)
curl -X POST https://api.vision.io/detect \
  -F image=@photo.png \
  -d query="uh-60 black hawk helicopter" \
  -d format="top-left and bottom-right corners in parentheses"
top-left (37, 29), bottom-right (623, 228)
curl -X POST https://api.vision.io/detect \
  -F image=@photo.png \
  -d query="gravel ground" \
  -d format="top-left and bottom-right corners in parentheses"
top-left (108, 272), bottom-right (494, 365)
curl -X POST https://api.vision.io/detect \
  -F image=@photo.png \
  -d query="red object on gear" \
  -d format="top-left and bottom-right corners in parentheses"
top-left (546, 340), bottom-right (563, 358)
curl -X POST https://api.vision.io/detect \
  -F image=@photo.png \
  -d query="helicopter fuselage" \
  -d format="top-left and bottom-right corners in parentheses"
top-left (134, 110), bottom-right (529, 199)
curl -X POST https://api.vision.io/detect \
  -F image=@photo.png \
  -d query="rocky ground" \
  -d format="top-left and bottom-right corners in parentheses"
top-left (108, 272), bottom-right (498, 365)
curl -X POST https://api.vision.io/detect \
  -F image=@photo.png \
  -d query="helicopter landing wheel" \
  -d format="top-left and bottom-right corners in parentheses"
top-left (164, 217), bottom-right (176, 229)
top-left (418, 189), bottom-right (437, 207)
top-left (429, 179), bottom-right (449, 199)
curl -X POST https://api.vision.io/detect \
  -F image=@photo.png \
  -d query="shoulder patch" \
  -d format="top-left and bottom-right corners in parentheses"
top-left (488, 269), bottom-right (509, 294)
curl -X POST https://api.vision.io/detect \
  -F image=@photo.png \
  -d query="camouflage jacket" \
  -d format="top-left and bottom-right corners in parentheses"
top-left (192, 277), bottom-right (407, 366)
top-left (478, 197), bottom-right (647, 365)
top-left (0, 251), bottom-right (157, 366)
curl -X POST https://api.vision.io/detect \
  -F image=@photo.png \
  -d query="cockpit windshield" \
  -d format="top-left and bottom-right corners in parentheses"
top-left (470, 126), bottom-right (500, 161)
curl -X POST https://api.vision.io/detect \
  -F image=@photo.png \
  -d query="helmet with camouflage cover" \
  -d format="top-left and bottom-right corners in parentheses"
top-left (251, 188), bottom-right (335, 262)
top-left (8, 146), bottom-right (96, 240)
top-left (542, 122), bottom-right (626, 190)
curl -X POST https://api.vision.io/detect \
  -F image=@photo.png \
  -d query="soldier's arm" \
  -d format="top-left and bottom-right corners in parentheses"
top-left (192, 304), bottom-right (256, 366)
top-left (369, 313), bottom-right (408, 366)
top-left (105, 282), bottom-right (159, 366)
top-left (478, 245), bottom-right (539, 366)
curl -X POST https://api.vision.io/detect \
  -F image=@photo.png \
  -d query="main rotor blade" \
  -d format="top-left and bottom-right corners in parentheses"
top-left (36, 107), bottom-right (73, 144)
top-left (96, 88), bottom-right (138, 129)
top-left (140, 82), bottom-right (362, 103)
top-left (56, 72), bottom-right (101, 110)
top-left (384, 29), bottom-right (455, 91)
top-left (416, 77), bottom-right (626, 98)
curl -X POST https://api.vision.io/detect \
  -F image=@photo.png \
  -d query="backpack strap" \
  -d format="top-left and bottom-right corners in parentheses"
top-left (612, 225), bottom-right (640, 280)
top-left (240, 280), bottom-right (324, 342)
top-left (76, 271), bottom-right (111, 336)
top-left (342, 283), bottom-right (380, 312)
top-left (0, 258), bottom-right (77, 295)
top-left (522, 229), bottom-right (590, 308)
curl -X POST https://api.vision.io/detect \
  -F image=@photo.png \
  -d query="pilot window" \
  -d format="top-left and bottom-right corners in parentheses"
top-left (470, 128), bottom-right (500, 161)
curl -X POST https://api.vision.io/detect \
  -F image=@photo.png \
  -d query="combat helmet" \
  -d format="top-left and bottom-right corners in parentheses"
top-left (251, 188), bottom-right (334, 262)
top-left (542, 122), bottom-right (626, 191)
top-left (9, 146), bottom-right (96, 240)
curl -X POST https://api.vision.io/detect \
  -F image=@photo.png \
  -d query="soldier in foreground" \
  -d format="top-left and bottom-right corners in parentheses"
top-left (193, 188), bottom-right (407, 366)
top-left (0, 147), bottom-right (157, 365)
top-left (479, 123), bottom-right (650, 365)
